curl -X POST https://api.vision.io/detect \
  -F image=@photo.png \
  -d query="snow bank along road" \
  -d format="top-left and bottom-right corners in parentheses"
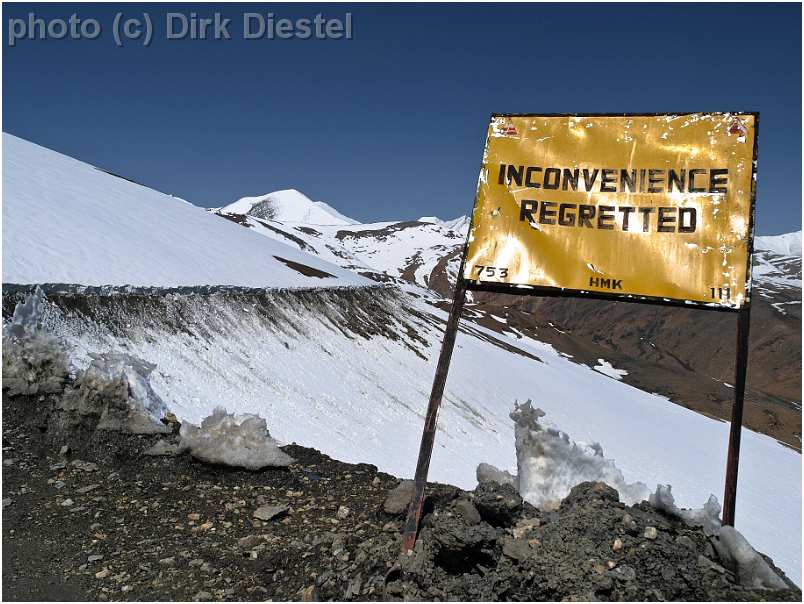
top-left (2, 133), bottom-right (801, 583)
top-left (5, 285), bottom-right (799, 585)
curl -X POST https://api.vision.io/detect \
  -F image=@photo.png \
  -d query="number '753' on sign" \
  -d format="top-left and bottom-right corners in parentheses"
top-left (474, 265), bottom-right (508, 278)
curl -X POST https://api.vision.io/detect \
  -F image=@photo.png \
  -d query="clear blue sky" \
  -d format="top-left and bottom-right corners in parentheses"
top-left (3, 3), bottom-right (801, 234)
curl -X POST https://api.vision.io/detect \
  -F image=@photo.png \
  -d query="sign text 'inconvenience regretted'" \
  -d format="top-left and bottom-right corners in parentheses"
top-left (464, 114), bottom-right (756, 308)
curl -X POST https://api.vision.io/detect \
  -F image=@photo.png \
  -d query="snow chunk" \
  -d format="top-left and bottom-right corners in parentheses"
top-left (82, 353), bottom-right (169, 434)
top-left (5, 285), bottom-right (47, 335)
top-left (649, 484), bottom-right (721, 536)
top-left (509, 401), bottom-right (649, 509)
top-left (593, 359), bottom-right (628, 380)
top-left (650, 485), bottom-right (789, 589)
top-left (713, 526), bottom-right (789, 590)
top-left (476, 462), bottom-right (518, 488)
top-left (2, 287), bottom-right (69, 395)
top-left (178, 407), bottom-right (295, 470)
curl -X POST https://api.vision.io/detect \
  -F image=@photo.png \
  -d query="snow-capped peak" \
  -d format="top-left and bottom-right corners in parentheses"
top-left (220, 189), bottom-right (358, 226)
top-left (441, 215), bottom-right (471, 234)
top-left (754, 231), bottom-right (802, 257)
top-left (417, 215), bottom-right (470, 235)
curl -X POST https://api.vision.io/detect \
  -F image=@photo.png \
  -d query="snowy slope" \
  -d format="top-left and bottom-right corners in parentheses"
top-left (220, 189), bottom-right (359, 225)
top-left (2, 135), bottom-right (367, 289)
top-left (756, 231), bottom-right (802, 257)
top-left (30, 286), bottom-right (801, 584)
top-left (330, 220), bottom-right (466, 290)
top-left (216, 213), bottom-right (376, 277)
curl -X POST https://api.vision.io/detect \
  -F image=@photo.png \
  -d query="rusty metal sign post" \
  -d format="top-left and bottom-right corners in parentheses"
top-left (403, 112), bottom-right (758, 550)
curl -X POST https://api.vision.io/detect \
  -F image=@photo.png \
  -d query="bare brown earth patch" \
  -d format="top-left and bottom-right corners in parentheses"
top-left (454, 293), bottom-right (801, 450)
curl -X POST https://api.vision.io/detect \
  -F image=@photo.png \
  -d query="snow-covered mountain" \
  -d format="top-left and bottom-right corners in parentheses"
top-left (418, 215), bottom-right (471, 234)
top-left (756, 231), bottom-right (803, 257)
top-left (214, 201), bottom-right (470, 294)
top-left (2, 136), bottom-right (801, 583)
top-left (2, 135), bottom-right (367, 289)
top-left (219, 189), bottom-right (359, 226)
top-left (752, 231), bottom-right (802, 314)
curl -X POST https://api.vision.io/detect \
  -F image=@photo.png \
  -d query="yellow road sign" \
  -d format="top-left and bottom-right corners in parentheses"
top-left (463, 113), bottom-right (757, 309)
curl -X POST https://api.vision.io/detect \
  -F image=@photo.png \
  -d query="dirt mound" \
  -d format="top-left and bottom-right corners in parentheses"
top-left (375, 480), bottom-right (798, 601)
top-left (2, 389), bottom-right (799, 601)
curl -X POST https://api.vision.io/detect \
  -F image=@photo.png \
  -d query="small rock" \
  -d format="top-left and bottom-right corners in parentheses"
top-left (194, 590), bottom-right (213, 601)
top-left (675, 535), bottom-right (696, 551)
top-left (372, 477), bottom-right (381, 487)
top-left (454, 499), bottom-right (482, 526)
top-left (88, 555), bottom-right (104, 563)
top-left (301, 585), bottom-right (319, 601)
top-left (622, 512), bottom-right (638, 534)
top-left (187, 513), bottom-right (201, 521)
top-left (610, 564), bottom-right (636, 581)
top-left (383, 481), bottom-right (414, 516)
top-left (61, 498), bottom-right (75, 507)
top-left (238, 534), bottom-right (265, 549)
top-left (3, 458), bottom-right (16, 467)
top-left (502, 536), bottom-right (532, 561)
top-left (158, 557), bottom-right (176, 567)
top-left (644, 526), bottom-right (658, 540)
top-left (612, 538), bottom-right (623, 552)
top-left (70, 460), bottom-right (99, 472)
top-left (189, 559), bottom-right (205, 567)
top-left (511, 516), bottom-right (540, 538)
top-left (59, 445), bottom-right (71, 456)
top-left (336, 505), bottom-right (350, 520)
top-left (95, 568), bottom-right (110, 579)
top-left (253, 504), bottom-right (289, 521)
top-left (2, 499), bottom-right (11, 508)
top-left (474, 481), bottom-right (522, 526)
top-left (144, 440), bottom-right (179, 456)
top-left (77, 484), bottom-right (100, 495)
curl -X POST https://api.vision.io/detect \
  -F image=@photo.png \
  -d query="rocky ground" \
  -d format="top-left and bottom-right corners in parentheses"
top-left (2, 389), bottom-right (800, 602)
